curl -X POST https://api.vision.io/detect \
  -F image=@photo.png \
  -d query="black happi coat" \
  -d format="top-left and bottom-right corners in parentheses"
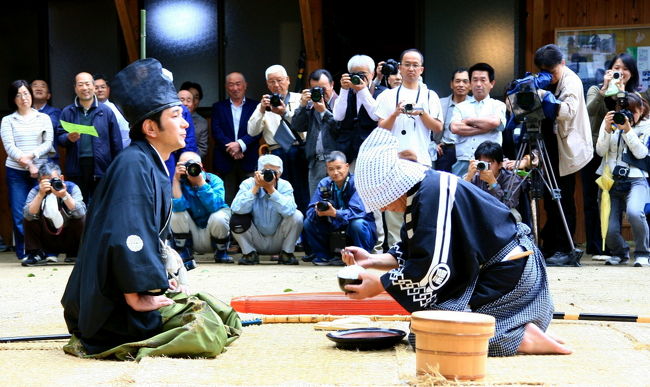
top-left (383, 169), bottom-right (526, 312)
top-left (61, 140), bottom-right (172, 354)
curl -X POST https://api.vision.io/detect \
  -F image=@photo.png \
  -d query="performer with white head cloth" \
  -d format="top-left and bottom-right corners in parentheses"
top-left (341, 128), bottom-right (572, 356)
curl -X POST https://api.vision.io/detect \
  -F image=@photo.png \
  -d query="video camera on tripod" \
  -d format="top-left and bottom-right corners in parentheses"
top-left (505, 71), bottom-right (555, 132)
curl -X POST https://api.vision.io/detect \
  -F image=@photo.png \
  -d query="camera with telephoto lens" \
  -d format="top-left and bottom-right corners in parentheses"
top-left (381, 59), bottom-right (399, 77)
top-left (476, 161), bottom-right (490, 171)
top-left (349, 72), bottom-right (366, 85)
top-left (262, 168), bottom-right (278, 182)
top-left (316, 185), bottom-right (331, 212)
top-left (50, 177), bottom-right (65, 191)
top-left (310, 86), bottom-right (324, 103)
top-left (184, 160), bottom-right (202, 177)
top-left (613, 91), bottom-right (634, 126)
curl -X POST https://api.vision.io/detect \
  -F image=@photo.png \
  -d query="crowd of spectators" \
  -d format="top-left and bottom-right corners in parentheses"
top-left (2, 44), bottom-right (649, 268)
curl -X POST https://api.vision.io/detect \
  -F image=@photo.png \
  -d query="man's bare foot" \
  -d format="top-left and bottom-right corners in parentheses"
top-left (517, 323), bottom-right (572, 355)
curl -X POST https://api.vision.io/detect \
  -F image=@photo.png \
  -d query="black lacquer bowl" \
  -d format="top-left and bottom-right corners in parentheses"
top-left (326, 328), bottom-right (407, 350)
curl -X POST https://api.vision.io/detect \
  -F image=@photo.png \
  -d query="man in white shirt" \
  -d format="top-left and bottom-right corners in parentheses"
top-left (374, 48), bottom-right (443, 249)
top-left (247, 65), bottom-right (309, 213)
top-left (450, 62), bottom-right (506, 177)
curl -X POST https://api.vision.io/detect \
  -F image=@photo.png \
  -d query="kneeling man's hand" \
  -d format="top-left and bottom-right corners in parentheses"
top-left (344, 271), bottom-right (384, 300)
top-left (124, 293), bottom-right (174, 312)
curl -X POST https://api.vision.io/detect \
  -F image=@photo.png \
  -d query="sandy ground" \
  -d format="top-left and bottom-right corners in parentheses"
top-left (1, 250), bottom-right (649, 386)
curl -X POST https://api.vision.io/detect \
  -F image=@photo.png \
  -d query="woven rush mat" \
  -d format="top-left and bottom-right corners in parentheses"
top-left (2, 320), bottom-right (650, 386)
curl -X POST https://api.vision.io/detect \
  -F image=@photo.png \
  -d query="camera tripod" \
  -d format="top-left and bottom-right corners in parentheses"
top-left (505, 122), bottom-right (583, 266)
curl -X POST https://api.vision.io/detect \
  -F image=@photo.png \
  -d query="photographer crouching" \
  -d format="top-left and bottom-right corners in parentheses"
top-left (464, 141), bottom-right (526, 222)
top-left (171, 151), bottom-right (232, 267)
top-left (22, 162), bottom-right (86, 266)
top-left (303, 151), bottom-right (376, 265)
top-left (596, 92), bottom-right (650, 267)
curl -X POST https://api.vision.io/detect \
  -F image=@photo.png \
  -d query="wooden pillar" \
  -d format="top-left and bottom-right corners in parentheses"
top-left (114, 0), bottom-right (140, 63)
top-left (298, 0), bottom-right (324, 84)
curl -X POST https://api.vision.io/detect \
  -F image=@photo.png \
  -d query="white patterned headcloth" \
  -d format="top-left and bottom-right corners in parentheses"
top-left (355, 128), bottom-right (427, 212)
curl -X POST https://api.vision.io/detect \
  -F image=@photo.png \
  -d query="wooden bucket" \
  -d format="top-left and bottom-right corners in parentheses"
top-left (411, 310), bottom-right (495, 381)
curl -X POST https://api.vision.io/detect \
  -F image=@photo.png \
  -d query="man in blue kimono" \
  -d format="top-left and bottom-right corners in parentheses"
top-left (61, 59), bottom-right (240, 360)
top-left (342, 128), bottom-right (571, 357)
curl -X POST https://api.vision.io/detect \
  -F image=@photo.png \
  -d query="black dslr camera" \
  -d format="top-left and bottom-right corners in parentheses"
top-left (476, 161), bottom-right (490, 171)
top-left (262, 168), bottom-right (278, 182)
top-left (269, 93), bottom-right (283, 107)
top-left (381, 59), bottom-right (399, 77)
top-left (50, 177), bottom-right (65, 191)
top-left (349, 72), bottom-right (366, 85)
top-left (310, 86), bottom-right (324, 103)
top-left (184, 160), bottom-right (202, 177)
top-left (613, 91), bottom-right (634, 126)
top-left (316, 185), bottom-right (331, 212)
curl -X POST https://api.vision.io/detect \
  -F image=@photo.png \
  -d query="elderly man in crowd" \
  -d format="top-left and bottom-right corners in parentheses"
top-left (293, 68), bottom-right (341, 196)
top-left (171, 151), bottom-right (232, 267)
top-left (211, 72), bottom-right (260, 205)
top-left (21, 162), bottom-right (85, 266)
top-left (56, 72), bottom-right (122, 202)
top-left (230, 154), bottom-right (303, 265)
top-left (247, 64), bottom-right (309, 214)
top-left (179, 83), bottom-right (209, 159)
top-left (94, 74), bottom-right (131, 149)
top-left (302, 151), bottom-right (375, 266)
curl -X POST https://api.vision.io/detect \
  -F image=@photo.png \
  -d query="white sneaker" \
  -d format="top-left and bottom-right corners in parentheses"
top-left (605, 256), bottom-right (629, 265)
top-left (45, 255), bottom-right (58, 263)
top-left (592, 254), bottom-right (610, 261)
top-left (634, 257), bottom-right (650, 267)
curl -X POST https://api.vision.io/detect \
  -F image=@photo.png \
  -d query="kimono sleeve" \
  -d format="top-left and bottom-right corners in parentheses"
top-left (102, 160), bottom-right (168, 294)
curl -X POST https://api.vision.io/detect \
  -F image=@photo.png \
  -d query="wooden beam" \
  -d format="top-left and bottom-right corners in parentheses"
top-left (298, 0), bottom-right (323, 81)
top-left (114, 0), bottom-right (139, 63)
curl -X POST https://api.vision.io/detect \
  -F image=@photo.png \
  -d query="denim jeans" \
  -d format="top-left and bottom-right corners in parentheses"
top-left (606, 177), bottom-right (650, 259)
top-left (303, 217), bottom-right (376, 260)
top-left (5, 167), bottom-right (37, 259)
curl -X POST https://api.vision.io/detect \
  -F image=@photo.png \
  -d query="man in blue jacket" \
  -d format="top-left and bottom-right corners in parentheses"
top-left (171, 151), bottom-right (232, 266)
top-left (303, 151), bottom-right (376, 265)
top-left (211, 72), bottom-right (260, 205)
top-left (56, 72), bottom-right (122, 202)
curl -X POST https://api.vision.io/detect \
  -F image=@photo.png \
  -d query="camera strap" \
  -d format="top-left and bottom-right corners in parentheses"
top-left (395, 85), bottom-right (421, 108)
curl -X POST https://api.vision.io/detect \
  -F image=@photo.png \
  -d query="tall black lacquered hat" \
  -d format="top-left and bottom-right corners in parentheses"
top-left (111, 58), bottom-right (181, 129)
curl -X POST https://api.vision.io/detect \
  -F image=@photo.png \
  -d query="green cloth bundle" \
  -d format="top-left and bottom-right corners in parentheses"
top-left (63, 292), bottom-right (242, 361)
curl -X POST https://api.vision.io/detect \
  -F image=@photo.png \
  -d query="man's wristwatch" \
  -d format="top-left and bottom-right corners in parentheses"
top-left (63, 194), bottom-right (72, 202)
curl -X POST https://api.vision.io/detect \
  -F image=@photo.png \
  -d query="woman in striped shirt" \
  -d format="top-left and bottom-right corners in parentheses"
top-left (1, 80), bottom-right (54, 260)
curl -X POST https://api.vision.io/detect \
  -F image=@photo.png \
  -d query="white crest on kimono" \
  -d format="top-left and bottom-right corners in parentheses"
top-left (126, 235), bottom-right (144, 252)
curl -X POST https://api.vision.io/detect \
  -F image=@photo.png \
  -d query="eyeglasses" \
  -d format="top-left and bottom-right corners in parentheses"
top-left (15, 92), bottom-right (30, 99)
top-left (266, 78), bottom-right (287, 85)
top-left (400, 63), bottom-right (422, 69)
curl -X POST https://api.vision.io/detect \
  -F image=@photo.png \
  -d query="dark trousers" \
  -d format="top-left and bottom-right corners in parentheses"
top-left (580, 151), bottom-right (610, 255)
top-left (24, 216), bottom-right (85, 256)
top-left (219, 161), bottom-right (254, 206)
top-left (271, 145), bottom-right (310, 214)
top-left (303, 217), bottom-right (376, 259)
top-left (68, 157), bottom-right (99, 204)
top-left (5, 167), bottom-right (37, 259)
top-left (435, 144), bottom-right (456, 173)
top-left (539, 130), bottom-right (577, 255)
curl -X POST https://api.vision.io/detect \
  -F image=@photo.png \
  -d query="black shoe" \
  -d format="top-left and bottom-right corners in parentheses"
top-left (21, 253), bottom-right (48, 267)
top-left (238, 251), bottom-right (259, 265)
top-left (184, 259), bottom-right (197, 271)
top-left (279, 251), bottom-right (299, 265)
top-left (546, 249), bottom-right (582, 267)
top-left (64, 256), bottom-right (76, 263)
top-left (214, 250), bottom-right (234, 264)
top-left (301, 254), bottom-right (316, 263)
top-left (294, 243), bottom-right (305, 252)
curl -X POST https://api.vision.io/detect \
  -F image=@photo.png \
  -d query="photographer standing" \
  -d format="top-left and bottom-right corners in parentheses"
top-left (303, 151), bottom-right (376, 266)
top-left (375, 48), bottom-right (443, 250)
top-left (595, 93), bottom-right (650, 267)
top-left (171, 151), bottom-right (232, 266)
top-left (22, 162), bottom-right (86, 266)
top-left (293, 69), bottom-right (341, 196)
top-left (533, 44), bottom-right (593, 266)
top-left (247, 65), bottom-right (308, 214)
top-left (230, 154), bottom-right (303, 265)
